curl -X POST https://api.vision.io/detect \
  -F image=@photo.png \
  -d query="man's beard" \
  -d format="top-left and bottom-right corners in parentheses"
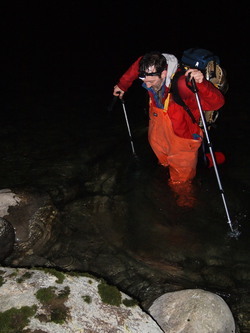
top-left (153, 81), bottom-right (164, 93)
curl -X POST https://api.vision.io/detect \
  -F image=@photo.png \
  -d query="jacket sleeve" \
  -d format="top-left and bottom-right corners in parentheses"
top-left (117, 56), bottom-right (143, 91)
top-left (178, 76), bottom-right (225, 111)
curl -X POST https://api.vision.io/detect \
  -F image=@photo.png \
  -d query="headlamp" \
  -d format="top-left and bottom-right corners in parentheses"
top-left (139, 71), bottom-right (161, 79)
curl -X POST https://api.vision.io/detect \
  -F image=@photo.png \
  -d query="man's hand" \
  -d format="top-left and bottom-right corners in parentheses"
top-left (113, 85), bottom-right (125, 98)
top-left (185, 68), bottom-right (204, 83)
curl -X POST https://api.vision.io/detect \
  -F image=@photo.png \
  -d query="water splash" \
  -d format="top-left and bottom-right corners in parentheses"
top-left (228, 228), bottom-right (241, 239)
top-left (227, 212), bottom-right (247, 239)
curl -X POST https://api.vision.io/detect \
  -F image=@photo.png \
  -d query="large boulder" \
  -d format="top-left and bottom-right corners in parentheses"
top-left (0, 267), bottom-right (163, 332)
top-left (149, 289), bottom-right (235, 333)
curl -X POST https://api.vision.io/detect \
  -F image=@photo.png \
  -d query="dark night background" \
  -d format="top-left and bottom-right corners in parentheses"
top-left (1, 2), bottom-right (250, 331)
top-left (1, 1), bottom-right (249, 115)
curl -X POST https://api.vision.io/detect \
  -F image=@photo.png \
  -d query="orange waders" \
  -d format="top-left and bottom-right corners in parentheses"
top-left (148, 99), bottom-right (203, 183)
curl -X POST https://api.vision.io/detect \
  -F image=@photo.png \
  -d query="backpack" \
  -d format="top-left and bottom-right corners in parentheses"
top-left (181, 48), bottom-right (228, 94)
top-left (171, 48), bottom-right (228, 128)
top-left (181, 48), bottom-right (220, 71)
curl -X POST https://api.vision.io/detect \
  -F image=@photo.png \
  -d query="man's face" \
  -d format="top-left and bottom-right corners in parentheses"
top-left (140, 66), bottom-right (166, 91)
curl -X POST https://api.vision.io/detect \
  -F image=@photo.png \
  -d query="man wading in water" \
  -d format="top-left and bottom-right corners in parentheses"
top-left (113, 51), bottom-right (225, 207)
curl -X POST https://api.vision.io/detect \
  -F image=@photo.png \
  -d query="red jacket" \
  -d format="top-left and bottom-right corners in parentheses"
top-left (117, 57), bottom-right (225, 139)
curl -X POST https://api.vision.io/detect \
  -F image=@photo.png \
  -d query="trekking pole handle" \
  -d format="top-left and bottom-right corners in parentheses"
top-left (117, 91), bottom-right (125, 104)
top-left (185, 73), bottom-right (198, 93)
top-left (191, 77), bottom-right (199, 93)
top-left (107, 95), bottom-right (118, 112)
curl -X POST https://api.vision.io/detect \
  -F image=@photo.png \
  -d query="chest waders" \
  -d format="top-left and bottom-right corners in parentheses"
top-left (148, 94), bottom-right (203, 183)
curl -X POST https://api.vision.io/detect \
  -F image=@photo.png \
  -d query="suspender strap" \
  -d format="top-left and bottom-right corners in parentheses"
top-left (171, 69), bottom-right (198, 124)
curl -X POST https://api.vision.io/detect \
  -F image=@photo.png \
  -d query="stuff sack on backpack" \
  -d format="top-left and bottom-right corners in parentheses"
top-left (181, 47), bottom-right (228, 94)
top-left (178, 47), bottom-right (228, 128)
top-left (181, 48), bottom-right (220, 71)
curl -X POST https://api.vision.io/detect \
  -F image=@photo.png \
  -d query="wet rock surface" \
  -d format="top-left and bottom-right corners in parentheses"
top-left (0, 188), bottom-right (69, 267)
top-left (0, 217), bottom-right (15, 262)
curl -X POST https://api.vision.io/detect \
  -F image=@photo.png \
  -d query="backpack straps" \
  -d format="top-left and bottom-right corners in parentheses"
top-left (170, 69), bottom-right (198, 124)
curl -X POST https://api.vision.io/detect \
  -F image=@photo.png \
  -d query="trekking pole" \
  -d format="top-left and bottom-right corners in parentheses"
top-left (107, 94), bottom-right (138, 158)
top-left (120, 97), bottom-right (137, 158)
top-left (190, 78), bottom-right (234, 232)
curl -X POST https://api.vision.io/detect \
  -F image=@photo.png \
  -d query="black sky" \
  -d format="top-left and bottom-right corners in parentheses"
top-left (2, 1), bottom-right (249, 102)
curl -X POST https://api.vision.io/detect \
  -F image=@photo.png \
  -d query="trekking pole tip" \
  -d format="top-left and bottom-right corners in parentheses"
top-left (226, 218), bottom-right (242, 239)
top-left (133, 152), bottom-right (139, 159)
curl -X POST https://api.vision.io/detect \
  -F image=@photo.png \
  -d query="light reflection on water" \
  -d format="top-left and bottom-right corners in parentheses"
top-left (113, 155), bottom-right (249, 330)
top-left (121, 156), bottom-right (249, 288)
